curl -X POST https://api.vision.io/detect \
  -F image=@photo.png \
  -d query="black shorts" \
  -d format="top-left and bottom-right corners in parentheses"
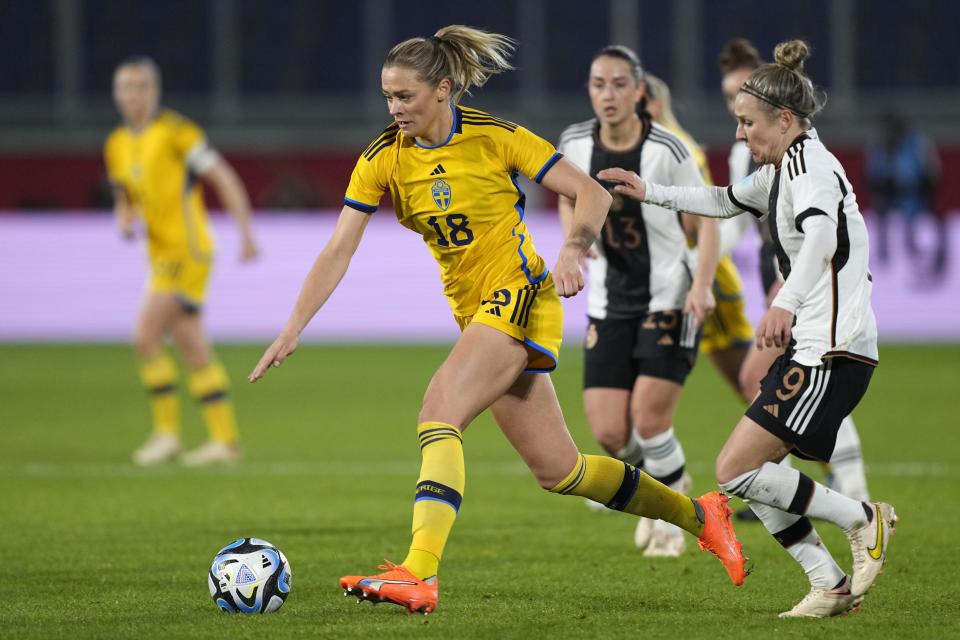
top-left (583, 311), bottom-right (702, 389)
top-left (745, 352), bottom-right (875, 462)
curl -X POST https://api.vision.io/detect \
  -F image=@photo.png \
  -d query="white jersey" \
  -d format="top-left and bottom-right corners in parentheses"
top-left (727, 129), bottom-right (878, 366)
top-left (558, 117), bottom-right (704, 319)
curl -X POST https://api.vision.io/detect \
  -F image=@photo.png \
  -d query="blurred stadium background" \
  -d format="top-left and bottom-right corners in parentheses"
top-left (1, 0), bottom-right (957, 343)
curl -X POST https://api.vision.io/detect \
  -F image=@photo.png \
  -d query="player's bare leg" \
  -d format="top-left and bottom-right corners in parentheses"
top-left (583, 388), bottom-right (632, 458)
top-left (708, 345), bottom-right (749, 402)
top-left (170, 302), bottom-right (240, 466)
top-left (493, 372), bottom-right (746, 584)
top-left (130, 292), bottom-right (188, 465)
top-left (631, 376), bottom-right (689, 556)
top-left (343, 324), bottom-right (531, 614)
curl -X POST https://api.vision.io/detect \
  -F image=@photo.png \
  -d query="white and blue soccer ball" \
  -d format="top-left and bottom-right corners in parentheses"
top-left (208, 538), bottom-right (291, 613)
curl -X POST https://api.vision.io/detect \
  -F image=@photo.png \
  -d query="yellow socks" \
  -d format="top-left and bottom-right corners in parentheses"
top-left (187, 361), bottom-right (239, 444)
top-left (551, 453), bottom-right (704, 536)
top-left (138, 352), bottom-right (180, 436)
top-left (402, 422), bottom-right (465, 579)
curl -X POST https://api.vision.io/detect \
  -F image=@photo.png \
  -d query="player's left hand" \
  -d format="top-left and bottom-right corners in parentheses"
top-left (756, 306), bottom-right (794, 350)
top-left (552, 244), bottom-right (585, 297)
top-left (683, 285), bottom-right (716, 328)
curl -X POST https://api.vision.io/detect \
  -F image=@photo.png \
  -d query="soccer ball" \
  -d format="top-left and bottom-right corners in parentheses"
top-left (208, 537), bottom-right (292, 613)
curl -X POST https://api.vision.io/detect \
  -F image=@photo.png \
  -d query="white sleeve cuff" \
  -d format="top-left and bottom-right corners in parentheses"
top-left (645, 183), bottom-right (742, 219)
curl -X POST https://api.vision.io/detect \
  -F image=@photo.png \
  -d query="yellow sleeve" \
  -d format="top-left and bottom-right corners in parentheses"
top-left (103, 132), bottom-right (123, 187)
top-left (500, 125), bottom-right (563, 184)
top-left (343, 125), bottom-right (398, 213)
top-left (169, 116), bottom-right (206, 159)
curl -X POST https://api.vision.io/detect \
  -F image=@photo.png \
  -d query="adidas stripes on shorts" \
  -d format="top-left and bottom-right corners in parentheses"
top-left (745, 351), bottom-right (874, 462)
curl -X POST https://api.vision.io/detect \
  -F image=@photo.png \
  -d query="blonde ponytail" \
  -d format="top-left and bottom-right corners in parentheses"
top-left (384, 25), bottom-right (515, 104)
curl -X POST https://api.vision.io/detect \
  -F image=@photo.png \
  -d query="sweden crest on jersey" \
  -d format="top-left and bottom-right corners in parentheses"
top-left (432, 178), bottom-right (452, 211)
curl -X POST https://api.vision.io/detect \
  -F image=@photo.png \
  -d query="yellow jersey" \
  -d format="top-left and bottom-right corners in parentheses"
top-left (104, 109), bottom-right (215, 259)
top-left (344, 105), bottom-right (562, 316)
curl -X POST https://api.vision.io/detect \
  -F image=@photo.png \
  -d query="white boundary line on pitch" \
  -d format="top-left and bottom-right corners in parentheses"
top-left (0, 460), bottom-right (957, 479)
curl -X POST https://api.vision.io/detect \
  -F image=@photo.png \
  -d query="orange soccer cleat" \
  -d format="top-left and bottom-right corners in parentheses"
top-left (340, 560), bottom-right (438, 614)
top-left (695, 491), bottom-right (749, 585)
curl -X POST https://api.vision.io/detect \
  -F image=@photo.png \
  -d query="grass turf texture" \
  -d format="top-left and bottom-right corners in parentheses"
top-left (1, 343), bottom-right (956, 639)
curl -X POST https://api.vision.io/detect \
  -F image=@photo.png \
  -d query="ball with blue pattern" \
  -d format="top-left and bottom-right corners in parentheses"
top-left (208, 538), bottom-right (291, 613)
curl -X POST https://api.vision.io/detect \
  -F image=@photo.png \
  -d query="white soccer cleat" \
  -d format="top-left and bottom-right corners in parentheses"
top-left (642, 520), bottom-right (686, 557)
top-left (179, 441), bottom-right (242, 467)
top-left (132, 433), bottom-right (182, 466)
top-left (634, 517), bottom-right (654, 549)
top-left (779, 575), bottom-right (863, 618)
top-left (848, 502), bottom-right (898, 596)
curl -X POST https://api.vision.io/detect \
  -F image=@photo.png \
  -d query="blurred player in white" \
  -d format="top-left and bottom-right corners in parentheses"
top-left (644, 73), bottom-right (755, 401)
top-left (558, 46), bottom-right (719, 557)
top-left (599, 40), bottom-right (897, 618)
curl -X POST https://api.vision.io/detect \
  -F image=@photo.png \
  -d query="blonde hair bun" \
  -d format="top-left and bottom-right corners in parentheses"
top-left (773, 40), bottom-right (810, 73)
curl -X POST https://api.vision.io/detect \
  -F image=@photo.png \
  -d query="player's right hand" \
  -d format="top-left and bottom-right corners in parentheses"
top-left (552, 244), bottom-right (585, 297)
top-left (249, 332), bottom-right (299, 382)
top-left (755, 306), bottom-right (794, 350)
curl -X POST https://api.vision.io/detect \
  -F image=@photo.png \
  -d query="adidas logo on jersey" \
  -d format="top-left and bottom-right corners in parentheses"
top-left (430, 164), bottom-right (446, 176)
top-left (763, 404), bottom-right (780, 418)
top-left (657, 335), bottom-right (674, 346)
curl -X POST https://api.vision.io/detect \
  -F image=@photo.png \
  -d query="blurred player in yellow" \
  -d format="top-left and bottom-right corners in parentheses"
top-left (104, 57), bottom-right (259, 466)
top-left (644, 73), bottom-right (755, 398)
top-left (249, 25), bottom-right (747, 614)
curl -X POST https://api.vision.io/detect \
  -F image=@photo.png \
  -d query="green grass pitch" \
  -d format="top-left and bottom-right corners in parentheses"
top-left (1, 343), bottom-right (957, 639)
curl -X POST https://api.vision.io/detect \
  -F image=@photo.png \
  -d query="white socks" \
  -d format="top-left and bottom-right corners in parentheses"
top-left (639, 426), bottom-right (686, 488)
top-left (748, 503), bottom-right (846, 589)
top-left (720, 462), bottom-right (869, 533)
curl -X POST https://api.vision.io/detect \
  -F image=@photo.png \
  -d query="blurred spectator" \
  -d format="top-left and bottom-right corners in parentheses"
top-left (865, 113), bottom-right (947, 280)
